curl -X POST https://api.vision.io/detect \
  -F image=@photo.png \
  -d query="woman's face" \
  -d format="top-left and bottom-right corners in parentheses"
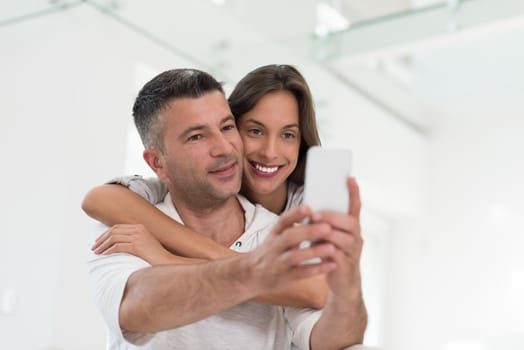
top-left (237, 90), bottom-right (301, 197)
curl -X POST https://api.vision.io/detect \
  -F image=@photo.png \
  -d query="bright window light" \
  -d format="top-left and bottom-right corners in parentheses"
top-left (314, 2), bottom-right (350, 37)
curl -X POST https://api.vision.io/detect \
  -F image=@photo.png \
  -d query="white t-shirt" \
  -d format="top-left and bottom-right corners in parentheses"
top-left (87, 194), bottom-right (320, 350)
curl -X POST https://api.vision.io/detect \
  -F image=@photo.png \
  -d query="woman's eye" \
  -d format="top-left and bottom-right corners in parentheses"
top-left (248, 128), bottom-right (262, 136)
top-left (282, 132), bottom-right (296, 139)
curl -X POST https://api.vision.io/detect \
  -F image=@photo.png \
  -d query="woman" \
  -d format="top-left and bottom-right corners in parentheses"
top-left (82, 64), bottom-right (326, 307)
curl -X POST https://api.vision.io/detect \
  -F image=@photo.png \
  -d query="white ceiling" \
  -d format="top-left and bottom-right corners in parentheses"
top-left (1, 0), bottom-right (522, 133)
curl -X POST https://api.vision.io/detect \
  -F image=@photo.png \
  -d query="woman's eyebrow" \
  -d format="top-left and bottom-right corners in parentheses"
top-left (281, 123), bottom-right (299, 129)
top-left (242, 119), bottom-right (299, 130)
top-left (243, 118), bottom-right (265, 127)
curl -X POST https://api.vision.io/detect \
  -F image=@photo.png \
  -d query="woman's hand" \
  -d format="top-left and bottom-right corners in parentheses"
top-left (92, 224), bottom-right (196, 265)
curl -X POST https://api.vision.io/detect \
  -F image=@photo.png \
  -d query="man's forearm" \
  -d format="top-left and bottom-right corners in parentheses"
top-left (310, 290), bottom-right (368, 350)
top-left (253, 275), bottom-right (328, 309)
top-left (120, 262), bottom-right (328, 333)
top-left (149, 248), bottom-right (328, 309)
top-left (119, 254), bottom-right (257, 333)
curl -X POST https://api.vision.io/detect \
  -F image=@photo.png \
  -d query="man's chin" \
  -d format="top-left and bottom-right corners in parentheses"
top-left (210, 182), bottom-right (241, 200)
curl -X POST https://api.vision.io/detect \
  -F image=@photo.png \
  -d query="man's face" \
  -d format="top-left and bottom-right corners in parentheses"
top-left (155, 91), bottom-right (243, 207)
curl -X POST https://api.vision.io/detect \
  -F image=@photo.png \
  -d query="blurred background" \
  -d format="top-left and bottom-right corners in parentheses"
top-left (1, 0), bottom-right (523, 349)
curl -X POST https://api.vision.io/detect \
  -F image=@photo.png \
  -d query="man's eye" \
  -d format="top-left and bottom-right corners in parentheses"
top-left (223, 124), bottom-right (236, 131)
top-left (188, 134), bottom-right (202, 141)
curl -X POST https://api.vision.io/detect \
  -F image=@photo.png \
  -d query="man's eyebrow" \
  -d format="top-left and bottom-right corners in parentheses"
top-left (221, 115), bottom-right (236, 124)
top-left (180, 124), bottom-right (207, 139)
top-left (180, 115), bottom-right (235, 138)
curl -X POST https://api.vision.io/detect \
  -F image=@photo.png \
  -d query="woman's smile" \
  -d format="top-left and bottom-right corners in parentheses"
top-left (249, 161), bottom-right (282, 177)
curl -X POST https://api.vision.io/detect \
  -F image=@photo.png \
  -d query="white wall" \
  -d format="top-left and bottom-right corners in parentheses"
top-left (0, 5), bottom-right (196, 349)
top-left (382, 25), bottom-right (524, 348)
top-left (0, 4), bottom-right (427, 349)
top-left (384, 96), bottom-right (524, 350)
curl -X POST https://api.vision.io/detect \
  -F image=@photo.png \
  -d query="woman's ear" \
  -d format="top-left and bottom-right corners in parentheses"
top-left (143, 148), bottom-right (168, 180)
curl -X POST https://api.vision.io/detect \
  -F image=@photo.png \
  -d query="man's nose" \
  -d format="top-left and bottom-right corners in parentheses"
top-left (210, 132), bottom-right (234, 157)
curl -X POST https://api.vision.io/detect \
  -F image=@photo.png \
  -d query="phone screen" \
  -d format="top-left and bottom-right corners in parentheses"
top-left (303, 146), bottom-right (352, 214)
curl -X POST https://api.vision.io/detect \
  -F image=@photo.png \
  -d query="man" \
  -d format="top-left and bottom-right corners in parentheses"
top-left (88, 68), bottom-right (367, 349)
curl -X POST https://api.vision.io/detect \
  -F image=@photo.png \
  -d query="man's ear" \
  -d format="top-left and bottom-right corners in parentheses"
top-left (143, 148), bottom-right (169, 180)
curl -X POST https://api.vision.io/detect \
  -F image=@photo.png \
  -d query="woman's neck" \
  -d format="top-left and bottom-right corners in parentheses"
top-left (242, 182), bottom-right (288, 215)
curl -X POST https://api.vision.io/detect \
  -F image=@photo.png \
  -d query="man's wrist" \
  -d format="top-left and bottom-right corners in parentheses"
top-left (225, 253), bottom-right (260, 297)
top-left (327, 290), bottom-right (365, 315)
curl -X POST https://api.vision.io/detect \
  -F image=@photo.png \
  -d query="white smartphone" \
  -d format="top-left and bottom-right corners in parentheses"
top-left (303, 146), bottom-right (352, 214)
top-left (300, 146), bottom-right (352, 264)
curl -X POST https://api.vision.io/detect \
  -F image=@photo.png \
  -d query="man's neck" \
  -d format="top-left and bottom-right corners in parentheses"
top-left (171, 195), bottom-right (245, 247)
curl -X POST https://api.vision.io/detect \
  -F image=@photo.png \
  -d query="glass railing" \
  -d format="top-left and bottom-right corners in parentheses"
top-left (0, 0), bottom-right (81, 27)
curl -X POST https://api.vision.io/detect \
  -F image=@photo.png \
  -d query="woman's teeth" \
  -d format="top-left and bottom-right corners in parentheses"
top-left (254, 163), bottom-right (278, 174)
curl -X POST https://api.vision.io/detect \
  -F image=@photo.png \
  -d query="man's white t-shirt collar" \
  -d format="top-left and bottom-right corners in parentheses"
top-left (157, 193), bottom-right (278, 252)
